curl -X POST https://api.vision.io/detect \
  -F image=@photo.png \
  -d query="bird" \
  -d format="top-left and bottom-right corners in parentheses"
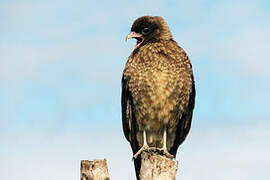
top-left (121, 15), bottom-right (195, 179)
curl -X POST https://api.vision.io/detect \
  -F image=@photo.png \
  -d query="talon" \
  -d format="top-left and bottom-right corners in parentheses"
top-left (133, 145), bottom-right (149, 159)
top-left (160, 148), bottom-right (174, 159)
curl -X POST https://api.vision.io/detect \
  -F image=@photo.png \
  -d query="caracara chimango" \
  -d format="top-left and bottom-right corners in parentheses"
top-left (121, 16), bottom-right (195, 178)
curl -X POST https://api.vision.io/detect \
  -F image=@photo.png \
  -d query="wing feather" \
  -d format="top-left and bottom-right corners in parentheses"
top-left (121, 76), bottom-right (131, 142)
top-left (121, 75), bottom-right (140, 155)
top-left (169, 73), bottom-right (195, 156)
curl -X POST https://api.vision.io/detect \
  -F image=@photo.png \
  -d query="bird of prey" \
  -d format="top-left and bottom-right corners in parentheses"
top-left (121, 16), bottom-right (195, 178)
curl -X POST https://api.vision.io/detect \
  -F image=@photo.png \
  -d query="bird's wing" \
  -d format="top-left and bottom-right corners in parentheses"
top-left (170, 72), bottom-right (196, 156)
top-left (121, 75), bottom-right (134, 143)
top-left (121, 74), bottom-right (140, 155)
top-left (121, 74), bottom-right (142, 178)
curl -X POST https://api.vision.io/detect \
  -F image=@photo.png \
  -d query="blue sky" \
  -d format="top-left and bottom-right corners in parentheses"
top-left (0, 0), bottom-right (269, 179)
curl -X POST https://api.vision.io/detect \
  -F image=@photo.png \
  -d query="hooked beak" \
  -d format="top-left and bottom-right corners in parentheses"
top-left (126, 31), bottom-right (145, 52)
top-left (126, 32), bottom-right (142, 41)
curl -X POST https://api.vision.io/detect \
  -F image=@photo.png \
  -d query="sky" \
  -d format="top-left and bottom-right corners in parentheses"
top-left (0, 0), bottom-right (269, 179)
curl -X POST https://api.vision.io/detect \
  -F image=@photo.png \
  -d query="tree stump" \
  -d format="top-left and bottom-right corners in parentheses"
top-left (80, 152), bottom-right (178, 180)
top-left (139, 151), bottom-right (178, 180)
top-left (80, 159), bottom-right (110, 180)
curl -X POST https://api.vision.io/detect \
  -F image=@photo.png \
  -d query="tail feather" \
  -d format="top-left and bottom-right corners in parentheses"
top-left (133, 156), bottom-right (141, 180)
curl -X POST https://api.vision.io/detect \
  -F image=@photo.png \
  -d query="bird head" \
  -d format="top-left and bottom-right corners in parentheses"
top-left (126, 16), bottom-right (173, 51)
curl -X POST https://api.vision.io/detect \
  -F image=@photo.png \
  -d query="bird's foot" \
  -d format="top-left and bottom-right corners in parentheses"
top-left (133, 145), bottom-right (150, 159)
top-left (155, 147), bottom-right (174, 159)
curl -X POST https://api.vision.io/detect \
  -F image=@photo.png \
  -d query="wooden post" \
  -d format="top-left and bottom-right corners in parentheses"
top-left (80, 159), bottom-right (110, 180)
top-left (80, 152), bottom-right (178, 180)
top-left (139, 151), bottom-right (178, 180)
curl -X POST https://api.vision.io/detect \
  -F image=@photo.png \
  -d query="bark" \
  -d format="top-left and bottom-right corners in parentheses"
top-left (139, 151), bottom-right (178, 180)
top-left (80, 159), bottom-right (110, 180)
top-left (80, 152), bottom-right (178, 180)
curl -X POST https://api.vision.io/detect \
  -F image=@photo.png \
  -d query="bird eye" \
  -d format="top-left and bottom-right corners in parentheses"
top-left (142, 28), bottom-right (150, 35)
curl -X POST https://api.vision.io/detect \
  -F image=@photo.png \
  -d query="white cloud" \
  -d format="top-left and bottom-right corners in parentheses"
top-left (0, 45), bottom-right (44, 82)
top-left (214, 29), bottom-right (270, 76)
top-left (178, 121), bottom-right (270, 180)
top-left (0, 122), bottom-right (269, 180)
top-left (172, 0), bottom-right (270, 77)
top-left (2, 0), bottom-right (269, 84)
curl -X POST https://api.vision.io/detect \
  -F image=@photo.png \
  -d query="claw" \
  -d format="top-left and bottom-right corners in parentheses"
top-left (159, 148), bottom-right (174, 159)
top-left (133, 145), bottom-right (149, 159)
top-left (148, 147), bottom-right (174, 159)
top-left (132, 130), bottom-right (174, 159)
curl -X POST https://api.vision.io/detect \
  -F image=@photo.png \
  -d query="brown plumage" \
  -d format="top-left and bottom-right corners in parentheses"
top-left (121, 16), bottom-right (195, 179)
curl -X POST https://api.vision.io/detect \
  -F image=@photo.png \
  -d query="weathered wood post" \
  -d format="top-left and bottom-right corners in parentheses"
top-left (80, 152), bottom-right (178, 180)
top-left (80, 159), bottom-right (110, 180)
top-left (139, 151), bottom-right (178, 180)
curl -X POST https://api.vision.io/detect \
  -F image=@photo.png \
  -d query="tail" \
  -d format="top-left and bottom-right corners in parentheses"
top-left (133, 155), bottom-right (141, 180)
